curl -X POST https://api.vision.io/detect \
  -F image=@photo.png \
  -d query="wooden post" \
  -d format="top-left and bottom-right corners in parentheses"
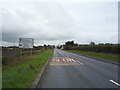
top-left (30, 48), bottom-right (32, 56)
top-left (20, 48), bottom-right (22, 60)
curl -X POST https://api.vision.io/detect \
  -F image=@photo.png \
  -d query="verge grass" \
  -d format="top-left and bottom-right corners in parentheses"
top-left (2, 49), bottom-right (53, 88)
top-left (65, 50), bottom-right (119, 62)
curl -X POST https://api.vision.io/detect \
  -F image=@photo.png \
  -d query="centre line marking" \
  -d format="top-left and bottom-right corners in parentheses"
top-left (76, 60), bottom-right (83, 65)
top-left (109, 79), bottom-right (120, 86)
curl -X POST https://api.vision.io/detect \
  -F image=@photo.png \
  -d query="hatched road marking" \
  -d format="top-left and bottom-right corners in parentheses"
top-left (51, 58), bottom-right (75, 62)
top-left (50, 58), bottom-right (83, 66)
top-left (50, 63), bottom-right (79, 66)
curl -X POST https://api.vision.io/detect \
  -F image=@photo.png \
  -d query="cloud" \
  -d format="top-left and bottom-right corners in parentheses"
top-left (1, 2), bottom-right (118, 46)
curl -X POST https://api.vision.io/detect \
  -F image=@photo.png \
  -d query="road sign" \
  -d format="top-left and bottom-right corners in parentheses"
top-left (19, 38), bottom-right (34, 48)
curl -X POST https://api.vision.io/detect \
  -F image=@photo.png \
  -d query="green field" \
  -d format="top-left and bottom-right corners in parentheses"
top-left (65, 50), bottom-right (119, 62)
top-left (2, 49), bottom-right (53, 88)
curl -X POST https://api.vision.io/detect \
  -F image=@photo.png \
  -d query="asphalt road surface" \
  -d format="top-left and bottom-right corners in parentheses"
top-left (37, 49), bottom-right (119, 88)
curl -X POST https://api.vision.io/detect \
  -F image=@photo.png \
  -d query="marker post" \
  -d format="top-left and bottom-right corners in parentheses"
top-left (20, 48), bottom-right (22, 60)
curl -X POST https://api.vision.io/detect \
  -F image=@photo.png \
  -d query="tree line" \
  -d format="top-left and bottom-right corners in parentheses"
top-left (58, 41), bottom-right (119, 54)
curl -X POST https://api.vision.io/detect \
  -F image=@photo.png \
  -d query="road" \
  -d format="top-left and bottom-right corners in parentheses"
top-left (37, 49), bottom-right (119, 88)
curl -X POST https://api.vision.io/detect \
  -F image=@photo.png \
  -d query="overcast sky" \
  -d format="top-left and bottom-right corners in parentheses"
top-left (1, 0), bottom-right (118, 46)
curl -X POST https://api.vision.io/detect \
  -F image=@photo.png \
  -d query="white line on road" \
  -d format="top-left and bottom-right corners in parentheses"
top-left (76, 60), bottom-right (83, 65)
top-left (109, 79), bottom-right (120, 86)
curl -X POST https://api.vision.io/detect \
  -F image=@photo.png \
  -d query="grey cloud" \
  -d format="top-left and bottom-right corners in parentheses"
top-left (1, 2), bottom-right (118, 46)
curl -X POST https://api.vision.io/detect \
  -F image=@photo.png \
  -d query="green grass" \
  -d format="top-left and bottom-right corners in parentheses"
top-left (2, 49), bottom-right (53, 88)
top-left (65, 50), bottom-right (119, 62)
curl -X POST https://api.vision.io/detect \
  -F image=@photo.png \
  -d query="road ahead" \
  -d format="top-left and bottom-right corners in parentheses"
top-left (37, 49), bottom-right (119, 88)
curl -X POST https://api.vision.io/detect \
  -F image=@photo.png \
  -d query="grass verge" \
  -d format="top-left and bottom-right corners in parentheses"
top-left (2, 49), bottom-right (53, 88)
top-left (65, 50), bottom-right (119, 63)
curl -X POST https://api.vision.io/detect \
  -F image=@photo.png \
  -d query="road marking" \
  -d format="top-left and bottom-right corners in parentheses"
top-left (50, 64), bottom-right (79, 66)
top-left (51, 58), bottom-right (83, 65)
top-left (50, 64), bottom-right (70, 66)
top-left (69, 59), bottom-right (75, 62)
top-left (76, 60), bottom-right (83, 65)
top-left (109, 79), bottom-right (120, 86)
top-left (62, 59), bottom-right (66, 62)
top-left (51, 58), bottom-right (76, 62)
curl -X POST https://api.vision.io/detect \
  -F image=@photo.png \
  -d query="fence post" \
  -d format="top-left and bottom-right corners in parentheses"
top-left (30, 48), bottom-right (32, 56)
top-left (20, 48), bottom-right (22, 60)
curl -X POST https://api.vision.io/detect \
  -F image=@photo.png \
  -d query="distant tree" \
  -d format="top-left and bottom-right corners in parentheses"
top-left (44, 44), bottom-right (47, 47)
top-left (65, 41), bottom-right (75, 46)
top-left (43, 44), bottom-right (47, 49)
top-left (64, 41), bottom-right (79, 50)
top-left (89, 42), bottom-right (95, 45)
top-left (57, 45), bottom-right (62, 49)
top-left (99, 43), bottom-right (104, 45)
top-left (105, 43), bottom-right (111, 45)
top-left (53, 45), bottom-right (55, 49)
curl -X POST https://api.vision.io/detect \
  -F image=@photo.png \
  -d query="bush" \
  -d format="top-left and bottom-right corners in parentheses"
top-left (64, 44), bottom-right (118, 54)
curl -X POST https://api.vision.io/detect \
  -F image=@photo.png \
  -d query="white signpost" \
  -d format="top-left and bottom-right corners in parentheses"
top-left (19, 38), bottom-right (34, 60)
